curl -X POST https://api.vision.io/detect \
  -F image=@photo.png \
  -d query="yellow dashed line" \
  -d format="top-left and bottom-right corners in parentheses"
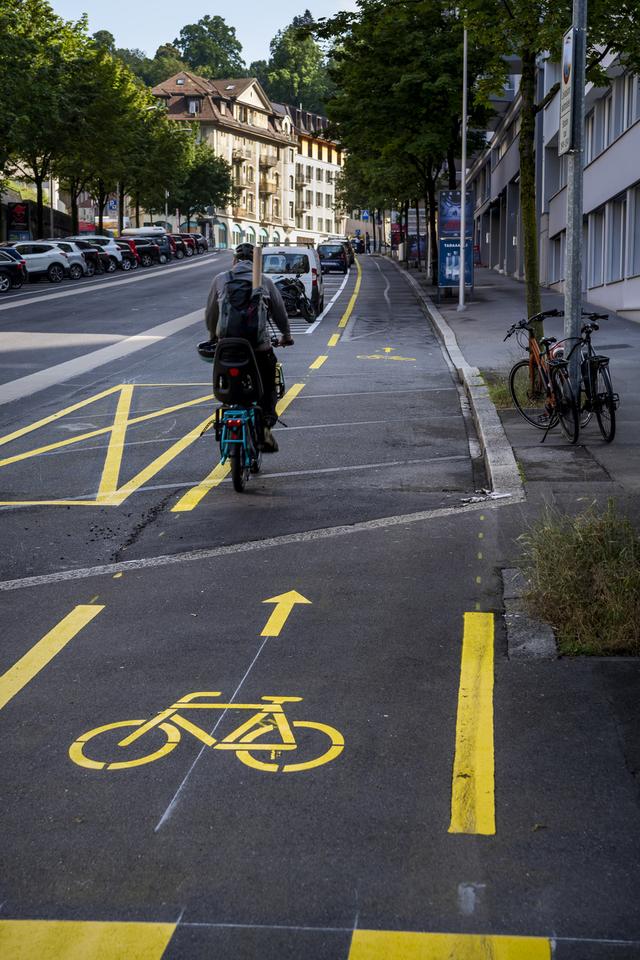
top-left (309, 355), bottom-right (328, 370)
top-left (327, 334), bottom-right (340, 347)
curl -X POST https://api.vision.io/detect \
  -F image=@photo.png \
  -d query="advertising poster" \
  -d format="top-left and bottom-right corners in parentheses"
top-left (7, 202), bottom-right (30, 241)
top-left (438, 238), bottom-right (473, 287)
top-left (438, 190), bottom-right (474, 238)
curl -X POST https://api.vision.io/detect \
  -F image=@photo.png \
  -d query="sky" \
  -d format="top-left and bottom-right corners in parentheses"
top-left (50, 1), bottom-right (358, 65)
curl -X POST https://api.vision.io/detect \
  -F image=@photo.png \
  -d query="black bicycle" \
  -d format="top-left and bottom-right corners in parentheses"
top-left (566, 313), bottom-right (619, 443)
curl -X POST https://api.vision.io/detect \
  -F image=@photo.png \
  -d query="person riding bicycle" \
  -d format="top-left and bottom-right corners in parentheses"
top-left (204, 242), bottom-right (293, 452)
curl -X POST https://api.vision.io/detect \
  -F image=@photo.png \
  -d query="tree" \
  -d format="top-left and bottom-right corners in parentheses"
top-left (174, 16), bottom-right (244, 77)
top-left (92, 29), bottom-right (115, 52)
top-left (169, 142), bottom-right (234, 228)
top-left (463, 0), bottom-right (640, 329)
top-left (261, 10), bottom-right (334, 113)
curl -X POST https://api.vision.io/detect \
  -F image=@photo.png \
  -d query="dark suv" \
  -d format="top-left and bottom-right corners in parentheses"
top-left (128, 237), bottom-right (162, 267)
top-left (318, 242), bottom-right (348, 274)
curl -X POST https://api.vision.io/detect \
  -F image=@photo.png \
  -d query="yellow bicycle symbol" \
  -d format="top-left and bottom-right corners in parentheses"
top-left (69, 692), bottom-right (344, 774)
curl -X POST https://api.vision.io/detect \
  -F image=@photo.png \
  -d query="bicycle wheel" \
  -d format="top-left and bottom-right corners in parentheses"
top-left (230, 448), bottom-right (247, 492)
top-left (234, 720), bottom-right (344, 773)
top-left (594, 364), bottom-right (616, 443)
top-left (509, 359), bottom-right (551, 429)
top-left (69, 719), bottom-right (180, 770)
top-left (551, 367), bottom-right (579, 443)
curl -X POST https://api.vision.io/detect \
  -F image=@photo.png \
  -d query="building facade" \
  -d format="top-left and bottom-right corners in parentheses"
top-left (468, 56), bottom-right (640, 320)
top-left (152, 73), bottom-right (346, 248)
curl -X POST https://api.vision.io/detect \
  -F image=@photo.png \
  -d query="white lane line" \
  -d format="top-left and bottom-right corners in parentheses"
top-left (0, 496), bottom-right (522, 592)
top-left (0, 253), bottom-right (224, 314)
top-left (302, 270), bottom-right (351, 333)
top-left (0, 309), bottom-right (203, 406)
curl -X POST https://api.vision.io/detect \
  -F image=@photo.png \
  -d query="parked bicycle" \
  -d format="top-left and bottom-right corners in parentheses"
top-left (565, 312), bottom-right (619, 443)
top-left (504, 309), bottom-right (580, 443)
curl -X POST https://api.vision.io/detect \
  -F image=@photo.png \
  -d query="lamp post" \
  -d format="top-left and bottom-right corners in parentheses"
top-left (458, 26), bottom-right (468, 311)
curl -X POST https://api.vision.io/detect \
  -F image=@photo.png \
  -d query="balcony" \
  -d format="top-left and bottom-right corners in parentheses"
top-left (232, 205), bottom-right (249, 218)
top-left (259, 151), bottom-right (278, 169)
top-left (232, 146), bottom-right (252, 163)
top-left (295, 202), bottom-right (308, 215)
top-left (259, 176), bottom-right (278, 195)
top-left (295, 171), bottom-right (310, 186)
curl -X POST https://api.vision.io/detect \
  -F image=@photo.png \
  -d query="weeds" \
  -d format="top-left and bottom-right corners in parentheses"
top-left (483, 371), bottom-right (513, 409)
top-left (519, 500), bottom-right (640, 656)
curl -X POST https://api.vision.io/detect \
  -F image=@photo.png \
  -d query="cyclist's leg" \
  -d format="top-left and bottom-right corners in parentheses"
top-left (255, 348), bottom-right (279, 452)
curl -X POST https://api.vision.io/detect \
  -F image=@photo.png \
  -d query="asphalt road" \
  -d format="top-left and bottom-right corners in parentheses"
top-left (1, 255), bottom-right (640, 959)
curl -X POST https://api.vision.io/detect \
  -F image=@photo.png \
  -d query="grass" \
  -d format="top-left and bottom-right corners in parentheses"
top-left (483, 371), bottom-right (514, 409)
top-left (519, 500), bottom-right (640, 655)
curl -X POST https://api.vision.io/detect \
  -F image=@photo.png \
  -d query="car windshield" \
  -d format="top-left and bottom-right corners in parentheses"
top-left (263, 253), bottom-right (310, 275)
top-left (319, 245), bottom-right (344, 255)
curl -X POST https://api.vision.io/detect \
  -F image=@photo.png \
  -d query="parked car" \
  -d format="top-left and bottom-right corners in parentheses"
top-left (127, 237), bottom-right (162, 267)
top-left (4, 241), bottom-right (69, 283)
top-left (66, 234), bottom-right (122, 271)
top-left (87, 243), bottom-right (112, 273)
top-left (41, 239), bottom-right (88, 280)
top-left (261, 246), bottom-right (325, 315)
top-left (0, 249), bottom-right (26, 291)
top-left (168, 235), bottom-right (188, 260)
top-left (115, 241), bottom-right (139, 270)
top-left (121, 227), bottom-right (171, 264)
top-left (179, 234), bottom-right (197, 257)
top-left (187, 231), bottom-right (208, 253)
top-left (67, 238), bottom-right (103, 276)
top-left (318, 242), bottom-right (349, 275)
top-left (328, 236), bottom-right (355, 266)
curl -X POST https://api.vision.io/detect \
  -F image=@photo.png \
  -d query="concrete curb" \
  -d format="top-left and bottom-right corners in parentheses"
top-left (502, 568), bottom-right (557, 660)
top-left (389, 260), bottom-right (524, 500)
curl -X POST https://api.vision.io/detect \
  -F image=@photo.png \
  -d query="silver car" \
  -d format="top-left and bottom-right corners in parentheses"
top-left (43, 240), bottom-right (88, 280)
top-left (65, 235), bottom-right (122, 271)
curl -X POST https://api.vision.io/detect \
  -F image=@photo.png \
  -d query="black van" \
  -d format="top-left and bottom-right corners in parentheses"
top-left (318, 242), bottom-right (348, 274)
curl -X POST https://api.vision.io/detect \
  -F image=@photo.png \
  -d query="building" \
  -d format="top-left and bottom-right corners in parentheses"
top-left (152, 72), bottom-right (347, 248)
top-left (468, 55), bottom-right (640, 320)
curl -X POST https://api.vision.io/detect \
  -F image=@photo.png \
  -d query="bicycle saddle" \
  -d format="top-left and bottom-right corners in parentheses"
top-left (541, 336), bottom-right (557, 346)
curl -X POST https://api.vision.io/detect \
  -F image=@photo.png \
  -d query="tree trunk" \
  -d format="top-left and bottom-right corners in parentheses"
top-left (519, 47), bottom-right (543, 337)
top-left (35, 175), bottom-right (44, 239)
top-left (70, 182), bottom-right (79, 235)
top-left (118, 183), bottom-right (125, 235)
top-left (415, 200), bottom-right (421, 270)
top-left (135, 192), bottom-right (141, 228)
top-left (403, 200), bottom-right (410, 265)
top-left (426, 179), bottom-right (438, 285)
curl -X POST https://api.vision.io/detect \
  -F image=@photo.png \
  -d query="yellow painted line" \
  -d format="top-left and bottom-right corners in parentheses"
top-left (96, 384), bottom-right (134, 501)
top-left (0, 919), bottom-right (176, 959)
top-left (327, 334), bottom-right (340, 347)
top-left (449, 612), bottom-right (495, 835)
top-left (0, 385), bottom-right (121, 449)
top-left (309, 355), bottom-right (328, 369)
top-left (0, 392), bottom-right (211, 470)
top-left (338, 256), bottom-right (362, 328)
top-left (171, 383), bottom-right (305, 512)
top-left (349, 930), bottom-right (551, 959)
top-left (261, 590), bottom-right (312, 637)
top-left (0, 605), bottom-right (104, 711)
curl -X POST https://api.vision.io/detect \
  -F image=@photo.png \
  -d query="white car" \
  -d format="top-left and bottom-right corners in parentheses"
top-left (43, 240), bottom-right (88, 280)
top-left (10, 241), bottom-right (70, 283)
top-left (261, 246), bottom-right (325, 315)
top-left (66, 235), bottom-right (122, 271)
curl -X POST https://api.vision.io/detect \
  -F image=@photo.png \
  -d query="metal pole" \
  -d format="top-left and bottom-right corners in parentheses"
top-left (564, 0), bottom-right (587, 385)
top-left (458, 27), bottom-right (468, 311)
top-left (49, 175), bottom-right (54, 237)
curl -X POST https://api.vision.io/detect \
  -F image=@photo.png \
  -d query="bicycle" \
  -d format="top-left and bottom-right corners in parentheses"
top-left (69, 691), bottom-right (344, 774)
top-left (504, 308), bottom-right (580, 444)
top-left (565, 312), bottom-right (619, 443)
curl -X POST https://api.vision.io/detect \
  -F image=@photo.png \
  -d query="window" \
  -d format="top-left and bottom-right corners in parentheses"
top-left (607, 194), bottom-right (626, 282)
top-left (316, 168), bottom-right (323, 181)
top-left (325, 195), bottom-right (332, 208)
top-left (603, 93), bottom-right (613, 146)
top-left (588, 208), bottom-right (604, 287)
top-left (289, 201), bottom-right (294, 220)
top-left (317, 218), bottom-right (324, 231)
top-left (289, 175), bottom-right (294, 190)
top-left (306, 165), bottom-right (313, 180)
top-left (559, 153), bottom-right (568, 190)
top-left (306, 190), bottom-right (313, 205)
top-left (306, 215), bottom-right (313, 230)
top-left (248, 166), bottom-right (254, 183)
top-left (263, 252), bottom-right (310, 274)
top-left (326, 170), bottom-right (333, 183)
top-left (585, 111), bottom-right (595, 164)
top-left (316, 192), bottom-right (323, 206)
top-left (289, 149), bottom-right (295, 163)
top-left (328, 147), bottom-right (333, 164)
top-left (248, 195), bottom-right (254, 212)
top-left (326, 218), bottom-right (332, 232)
top-left (631, 185), bottom-right (640, 276)
top-left (624, 73), bottom-right (636, 129)
top-left (188, 99), bottom-right (200, 115)
top-left (274, 199), bottom-right (280, 217)
top-left (550, 233), bottom-right (565, 282)
top-left (307, 140), bottom-right (313, 157)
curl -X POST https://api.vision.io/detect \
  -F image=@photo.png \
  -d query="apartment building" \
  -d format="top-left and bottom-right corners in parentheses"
top-left (468, 56), bottom-right (640, 320)
top-left (152, 73), bottom-right (346, 248)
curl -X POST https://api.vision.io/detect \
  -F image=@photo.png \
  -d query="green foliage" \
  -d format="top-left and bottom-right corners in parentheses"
top-left (169, 142), bottom-right (234, 222)
top-left (174, 16), bottom-right (244, 77)
top-left (520, 501), bottom-right (640, 655)
top-left (262, 10), bottom-right (334, 113)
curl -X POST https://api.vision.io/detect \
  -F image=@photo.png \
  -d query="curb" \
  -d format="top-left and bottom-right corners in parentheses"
top-left (390, 260), bottom-right (524, 500)
top-left (502, 568), bottom-right (557, 660)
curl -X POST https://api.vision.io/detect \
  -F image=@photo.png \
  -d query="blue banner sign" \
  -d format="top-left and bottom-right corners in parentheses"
top-left (439, 238), bottom-right (473, 287)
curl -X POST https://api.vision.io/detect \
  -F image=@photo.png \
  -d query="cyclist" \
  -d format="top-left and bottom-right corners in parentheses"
top-left (204, 242), bottom-right (293, 452)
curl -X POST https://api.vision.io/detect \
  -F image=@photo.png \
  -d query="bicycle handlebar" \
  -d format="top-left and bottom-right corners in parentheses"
top-left (504, 307), bottom-right (563, 340)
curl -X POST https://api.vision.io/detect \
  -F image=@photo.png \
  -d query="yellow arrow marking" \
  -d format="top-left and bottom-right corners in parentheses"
top-left (357, 354), bottom-right (416, 362)
top-left (261, 590), bottom-right (312, 637)
top-left (382, 347), bottom-right (395, 353)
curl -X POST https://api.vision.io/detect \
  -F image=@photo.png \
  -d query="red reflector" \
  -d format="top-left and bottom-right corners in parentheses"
top-left (227, 418), bottom-right (242, 426)
top-left (229, 368), bottom-right (240, 377)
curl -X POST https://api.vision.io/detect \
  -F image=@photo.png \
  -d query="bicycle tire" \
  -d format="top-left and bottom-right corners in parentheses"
top-left (69, 718), bottom-right (180, 770)
top-left (551, 367), bottom-right (579, 443)
top-left (230, 449), bottom-right (247, 492)
top-left (234, 720), bottom-right (344, 773)
top-left (509, 358), bottom-right (552, 429)
top-left (594, 364), bottom-right (616, 443)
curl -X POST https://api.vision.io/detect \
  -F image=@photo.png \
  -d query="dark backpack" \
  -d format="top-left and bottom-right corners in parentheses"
top-left (216, 271), bottom-right (267, 347)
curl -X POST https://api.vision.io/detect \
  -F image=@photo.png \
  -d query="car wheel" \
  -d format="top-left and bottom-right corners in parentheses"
top-left (120, 258), bottom-right (132, 271)
top-left (48, 263), bottom-right (65, 283)
top-left (141, 254), bottom-right (153, 267)
top-left (159, 254), bottom-right (168, 265)
top-left (175, 250), bottom-right (185, 260)
top-left (130, 259), bottom-right (139, 270)
top-left (107, 257), bottom-right (118, 273)
top-left (185, 247), bottom-right (194, 257)
top-left (0, 271), bottom-right (12, 293)
top-left (69, 263), bottom-right (83, 280)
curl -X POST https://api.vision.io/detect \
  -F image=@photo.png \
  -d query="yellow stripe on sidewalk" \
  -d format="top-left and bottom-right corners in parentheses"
top-left (449, 612), bottom-right (495, 835)
top-left (0, 605), bottom-right (104, 711)
top-left (171, 383), bottom-right (305, 512)
top-left (338, 256), bottom-right (362, 328)
top-left (349, 930), bottom-right (551, 959)
top-left (0, 919), bottom-right (176, 960)
top-left (309, 355), bottom-right (328, 369)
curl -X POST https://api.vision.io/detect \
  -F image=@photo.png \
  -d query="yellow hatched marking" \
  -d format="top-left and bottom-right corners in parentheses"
top-left (310, 355), bottom-right (328, 369)
top-left (171, 383), bottom-right (305, 512)
top-left (349, 930), bottom-right (551, 959)
top-left (449, 612), bottom-right (495, 835)
top-left (96, 385), bottom-right (134, 500)
top-left (0, 386), bottom-right (121, 450)
top-left (338, 256), bottom-right (362, 328)
top-left (0, 919), bottom-right (176, 959)
top-left (0, 605), bottom-right (103, 711)
top-left (327, 334), bottom-right (340, 347)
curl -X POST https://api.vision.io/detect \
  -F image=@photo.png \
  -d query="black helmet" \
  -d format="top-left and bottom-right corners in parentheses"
top-left (235, 242), bottom-right (254, 261)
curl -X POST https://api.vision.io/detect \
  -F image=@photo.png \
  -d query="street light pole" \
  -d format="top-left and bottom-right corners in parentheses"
top-left (458, 26), bottom-right (468, 311)
top-left (564, 0), bottom-right (588, 385)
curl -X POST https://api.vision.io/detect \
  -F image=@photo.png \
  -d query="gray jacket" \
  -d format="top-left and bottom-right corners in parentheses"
top-left (205, 261), bottom-right (291, 350)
